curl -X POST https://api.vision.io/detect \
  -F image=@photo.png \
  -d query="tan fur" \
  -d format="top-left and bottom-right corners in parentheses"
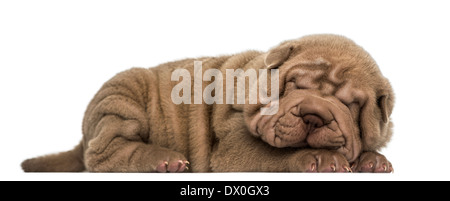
top-left (22, 34), bottom-right (394, 173)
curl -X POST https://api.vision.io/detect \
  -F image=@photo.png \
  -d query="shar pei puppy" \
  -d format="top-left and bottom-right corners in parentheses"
top-left (22, 34), bottom-right (394, 173)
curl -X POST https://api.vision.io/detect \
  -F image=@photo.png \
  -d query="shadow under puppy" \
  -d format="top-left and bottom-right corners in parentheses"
top-left (22, 34), bottom-right (394, 173)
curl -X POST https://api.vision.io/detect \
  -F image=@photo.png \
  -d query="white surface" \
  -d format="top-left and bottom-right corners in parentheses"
top-left (1, 0), bottom-right (449, 181)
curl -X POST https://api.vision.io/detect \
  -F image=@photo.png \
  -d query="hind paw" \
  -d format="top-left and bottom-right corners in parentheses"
top-left (156, 160), bottom-right (190, 173)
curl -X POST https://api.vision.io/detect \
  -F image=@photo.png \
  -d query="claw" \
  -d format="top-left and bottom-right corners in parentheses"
top-left (311, 163), bottom-right (316, 172)
top-left (350, 162), bottom-right (357, 172)
top-left (383, 164), bottom-right (387, 172)
top-left (164, 161), bottom-right (169, 166)
top-left (330, 164), bottom-right (336, 172)
top-left (184, 160), bottom-right (190, 165)
top-left (344, 166), bottom-right (352, 173)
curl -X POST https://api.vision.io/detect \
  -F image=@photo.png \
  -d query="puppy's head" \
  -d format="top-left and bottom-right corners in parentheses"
top-left (244, 34), bottom-right (394, 162)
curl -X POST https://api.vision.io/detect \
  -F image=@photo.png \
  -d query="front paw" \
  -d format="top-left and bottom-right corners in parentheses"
top-left (351, 152), bottom-right (393, 173)
top-left (289, 149), bottom-right (352, 172)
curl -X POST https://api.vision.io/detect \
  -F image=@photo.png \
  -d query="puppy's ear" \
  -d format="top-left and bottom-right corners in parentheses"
top-left (378, 95), bottom-right (390, 123)
top-left (359, 80), bottom-right (395, 151)
top-left (264, 42), bottom-right (296, 69)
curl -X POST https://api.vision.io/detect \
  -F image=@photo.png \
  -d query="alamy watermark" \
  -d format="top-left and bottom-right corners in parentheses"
top-left (171, 61), bottom-right (279, 115)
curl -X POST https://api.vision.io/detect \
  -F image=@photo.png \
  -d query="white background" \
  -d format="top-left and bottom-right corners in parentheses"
top-left (1, 0), bottom-right (449, 181)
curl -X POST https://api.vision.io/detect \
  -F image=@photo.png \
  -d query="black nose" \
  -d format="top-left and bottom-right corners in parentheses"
top-left (303, 114), bottom-right (324, 128)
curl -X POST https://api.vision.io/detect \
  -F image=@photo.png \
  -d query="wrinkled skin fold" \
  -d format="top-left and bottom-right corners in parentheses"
top-left (248, 90), bottom-right (362, 162)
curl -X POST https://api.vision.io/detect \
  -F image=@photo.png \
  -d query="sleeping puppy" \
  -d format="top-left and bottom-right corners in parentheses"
top-left (22, 34), bottom-right (394, 173)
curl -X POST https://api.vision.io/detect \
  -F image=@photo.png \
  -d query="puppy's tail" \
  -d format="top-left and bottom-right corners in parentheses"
top-left (21, 142), bottom-right (85, 172)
